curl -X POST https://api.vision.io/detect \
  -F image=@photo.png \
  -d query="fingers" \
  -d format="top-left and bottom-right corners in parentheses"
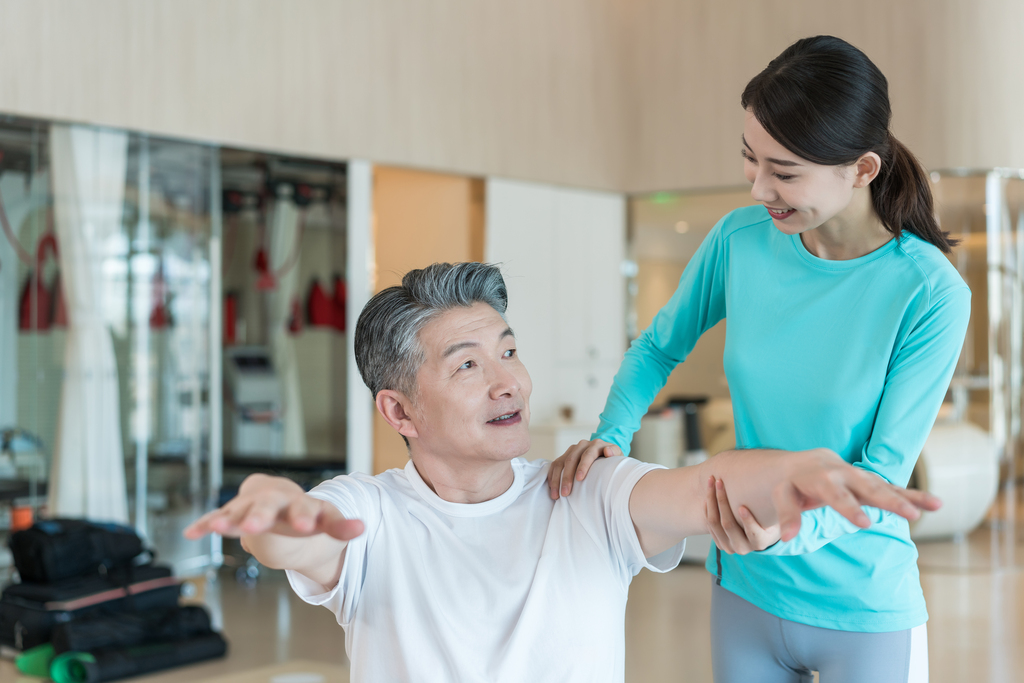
top-left (574, 442), bottom-right (610, 483)
top-left (313, 501), bottom-right (366, 541)
top-left (736, 507), bottom-right (781, 552)
top-left (549, 441), bottom-right (585, 499)
top-left (844, 473), bottom-right (944, 521)
top-left (771, 483), bottom-right (804, 542)
top-left (704, 477), bottom-right (732, 553)
top-left (547, 456), bottom-right (566, 500)
top-left (714, 479), bottom-right (755, 555)
top-left (183, 489), bottom-right (355, 541)
top-left (549, 440), bottom-right (617, 499)
top-left (902, 487), bottom-right (942, 512)
top-left (857, 481), bottom-right (919, 521)
top-left (183, 498), bottom-right (254, 539)
top-left (704, 477), bottom-right (779, 554)
top-left (184, 505), bottom-right (234, 540)
top-left (792, 468), bottom-right (871, 529)
top-left (561, 443), bottom-right (588, 496)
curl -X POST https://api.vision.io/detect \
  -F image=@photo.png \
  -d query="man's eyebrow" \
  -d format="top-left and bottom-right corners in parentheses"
top-left (443, 341), bottom-right (478, 358)
top-left (741, 135), bottom-right (803, 167)
top-left (442, 327), bottom-right (515, 358)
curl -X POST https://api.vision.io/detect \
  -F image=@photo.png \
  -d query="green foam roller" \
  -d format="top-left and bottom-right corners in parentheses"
top-left (15, 643), bottom-right (55, 677)
top-left (50, 651), bottom-right (97, 683)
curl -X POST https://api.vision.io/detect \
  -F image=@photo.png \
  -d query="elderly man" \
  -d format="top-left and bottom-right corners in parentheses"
top-left (185, 262), bottom-right (937, 682)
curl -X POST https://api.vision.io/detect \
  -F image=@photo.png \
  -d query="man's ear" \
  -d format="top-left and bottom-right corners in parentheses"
top-left (852, 151), bottom-right (882, 188)
top-left (376, 390), bottom-right (419, 440)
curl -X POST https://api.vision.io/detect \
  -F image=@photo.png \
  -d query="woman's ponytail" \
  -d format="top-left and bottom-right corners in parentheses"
top-left (873, 134), bottom-right (957, 253)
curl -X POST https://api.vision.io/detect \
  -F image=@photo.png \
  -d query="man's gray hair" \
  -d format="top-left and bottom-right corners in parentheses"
top-left (355, 262), bottom-right (509, 399)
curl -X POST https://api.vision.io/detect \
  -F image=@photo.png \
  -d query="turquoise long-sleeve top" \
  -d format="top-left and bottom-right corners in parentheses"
top-left (596, 205), bottom-right (971, 632)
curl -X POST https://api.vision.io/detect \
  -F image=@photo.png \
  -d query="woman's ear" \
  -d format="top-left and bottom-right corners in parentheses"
top-left (376, 390), bottom-right (419, 440)
top-left (853, 151), bottom-right (882, 188)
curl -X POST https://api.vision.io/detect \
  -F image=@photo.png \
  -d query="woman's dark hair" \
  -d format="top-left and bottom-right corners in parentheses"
top-left (741, 35), bottom-right (956, 253)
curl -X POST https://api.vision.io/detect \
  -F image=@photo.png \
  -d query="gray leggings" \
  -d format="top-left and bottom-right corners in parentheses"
top-left (710, 581), bottom-right (912, 683)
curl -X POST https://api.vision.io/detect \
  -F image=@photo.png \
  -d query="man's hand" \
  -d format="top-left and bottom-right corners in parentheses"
top-left (771, 448), bottom-right (941, 541)
top-left (184, 474), bottom-right (363, 590)
top-left (629, 447), bottom-right (941, 559)
top-left (184, 473), bottom-right (364, 542)
top-left (547, 439), bottom-right (621, 499)
top-left (704, 476), bottom-right (780, 554)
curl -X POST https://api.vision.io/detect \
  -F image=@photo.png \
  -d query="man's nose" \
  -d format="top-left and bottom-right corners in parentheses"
top-left (488, 362), bottom-right (520, 398)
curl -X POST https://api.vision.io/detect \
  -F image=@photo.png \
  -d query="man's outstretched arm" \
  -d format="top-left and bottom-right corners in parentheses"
top-left (619, 447), bottom-right (940, 559)
top-left (183, 473), bottom-right (365, 590)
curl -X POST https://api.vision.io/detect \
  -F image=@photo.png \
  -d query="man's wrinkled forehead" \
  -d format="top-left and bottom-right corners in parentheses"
top-left (419, 304), bottom-right (514, 362)
top-left (436, 327), bottom-right (513, 362)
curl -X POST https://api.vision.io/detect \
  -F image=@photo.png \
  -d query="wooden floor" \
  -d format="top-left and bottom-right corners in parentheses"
top-left (3, 490), bottom-right (1023, 683)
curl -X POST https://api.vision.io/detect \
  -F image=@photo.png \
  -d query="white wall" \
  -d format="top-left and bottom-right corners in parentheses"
top-left (345, 160), bottom-right (374, 475)
top-left (621, 0), bottom-right (1024, 192)
top-left (0, 0), bottom-right (629, 192)
top-left (485, 178), bottom-right (626, 448)
top-left (2, 1), bottom-right (1020, 194)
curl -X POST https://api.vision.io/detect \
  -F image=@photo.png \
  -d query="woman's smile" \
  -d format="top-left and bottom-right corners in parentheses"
top-left (765, 206), bottom-right (796, 220)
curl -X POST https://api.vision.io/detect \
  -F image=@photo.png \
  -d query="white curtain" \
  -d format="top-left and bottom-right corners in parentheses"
top-left (48, 125), bottom-right (129, 523)
top-left (267, 198), bottom-right (306, 457)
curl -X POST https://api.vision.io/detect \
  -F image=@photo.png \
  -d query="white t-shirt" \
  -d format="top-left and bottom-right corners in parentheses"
top-left (286, 455), bottom-right (685, 683)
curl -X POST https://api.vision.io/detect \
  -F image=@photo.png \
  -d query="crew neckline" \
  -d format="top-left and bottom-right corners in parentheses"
top-left (404, 458), bottom-right (525, 517)
top-left (789, 231), bottom-right (900, 271)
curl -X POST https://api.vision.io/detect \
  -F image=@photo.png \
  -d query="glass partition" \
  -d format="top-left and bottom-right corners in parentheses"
top-left (0, 117), bottom-right (52, 564)
top-left (0, 115), bottom-right (356, 580)
top-left (219, 150), bottom-right (348, 466)
top-left (118, 134), bottom-right (220, 574)
top-left (0, 116), bottom-right (222, 577)
top-left (923, 169), bottom-right (1024, 571)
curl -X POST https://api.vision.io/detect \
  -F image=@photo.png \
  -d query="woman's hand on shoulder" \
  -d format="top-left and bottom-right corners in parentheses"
top-left (547, 439), bottom-right (622, 499)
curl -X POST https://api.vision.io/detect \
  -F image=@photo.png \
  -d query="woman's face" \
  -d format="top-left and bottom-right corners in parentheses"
top-left (741, 111), bottom-right (862, 236)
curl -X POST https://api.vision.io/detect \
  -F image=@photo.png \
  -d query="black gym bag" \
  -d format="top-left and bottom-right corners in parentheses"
top-left (0, 564), bottom-right (179, 651)
top-left (8, 519), bottom-right (145, 584)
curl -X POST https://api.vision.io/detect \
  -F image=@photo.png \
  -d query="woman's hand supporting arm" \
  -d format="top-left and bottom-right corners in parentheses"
top-left (709, 285), bottom-right (972, 558)
top-left (627, 447), bottom-right (940, 559)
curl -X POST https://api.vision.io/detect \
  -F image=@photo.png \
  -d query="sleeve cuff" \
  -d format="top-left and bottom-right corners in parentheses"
top-left (644, 539), bottom-right (687, 572)
top-left (285, 567), bottom-right (343, 605)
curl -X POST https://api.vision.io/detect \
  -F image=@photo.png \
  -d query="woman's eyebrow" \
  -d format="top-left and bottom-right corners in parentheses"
top-left (741, 135), bottom-right (803, 167)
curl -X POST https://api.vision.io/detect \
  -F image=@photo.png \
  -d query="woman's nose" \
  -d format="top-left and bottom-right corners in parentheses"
top-left (750, 174), bottom-right (774, 203)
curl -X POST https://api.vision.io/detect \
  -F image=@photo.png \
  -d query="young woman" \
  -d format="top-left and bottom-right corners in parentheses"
top-left (548, 35), bottom-right (969, 683)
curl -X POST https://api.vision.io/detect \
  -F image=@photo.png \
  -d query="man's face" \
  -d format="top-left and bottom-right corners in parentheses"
top-left (405, 302), bottom-right (533, 462)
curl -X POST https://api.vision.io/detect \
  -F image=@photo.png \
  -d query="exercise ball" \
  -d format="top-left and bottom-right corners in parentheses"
top-left (909, 422), bottom-right (999, 541)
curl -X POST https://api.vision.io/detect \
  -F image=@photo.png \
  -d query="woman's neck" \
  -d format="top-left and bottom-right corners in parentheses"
top-left (800, 186), bottom-right (892, 261)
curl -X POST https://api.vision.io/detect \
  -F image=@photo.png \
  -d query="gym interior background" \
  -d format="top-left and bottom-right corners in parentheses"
top-left (0, 1), bottom-right (1022, 681)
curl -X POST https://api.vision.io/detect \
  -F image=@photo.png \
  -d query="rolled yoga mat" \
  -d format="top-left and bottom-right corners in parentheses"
top-left (50, 632), bottom-right (228, 683)
top-left (52, 605), bottom-right (212, 654)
